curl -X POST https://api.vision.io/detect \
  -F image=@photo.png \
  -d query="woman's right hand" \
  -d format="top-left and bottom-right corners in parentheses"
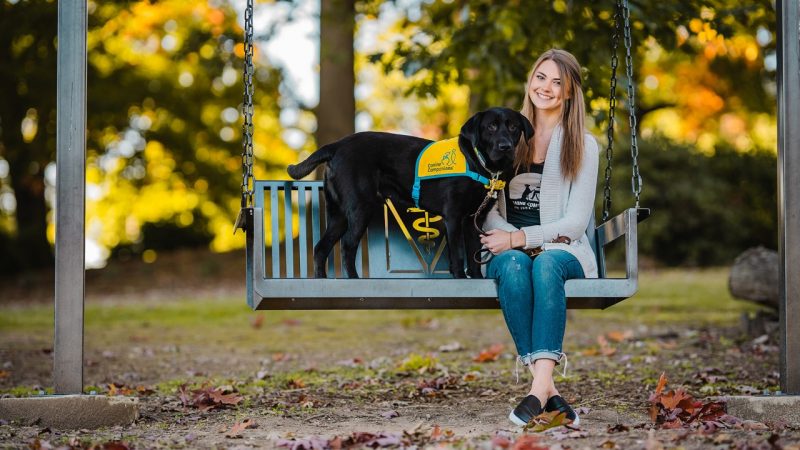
top-left (480, 229), bottom-right (522, 255)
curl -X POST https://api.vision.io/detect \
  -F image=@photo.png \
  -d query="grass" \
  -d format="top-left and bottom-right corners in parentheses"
top-left (0, 267), bottom-right (762, 334)
top-left (577, 267), bottom-right (765, 325)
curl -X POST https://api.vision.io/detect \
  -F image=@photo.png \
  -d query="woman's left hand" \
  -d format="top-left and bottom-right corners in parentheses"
top-left (480, 229), bottom-right (517, 255)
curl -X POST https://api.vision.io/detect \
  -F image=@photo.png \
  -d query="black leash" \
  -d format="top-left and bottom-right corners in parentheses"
top-left (471, 181), bottom-right (503, 265)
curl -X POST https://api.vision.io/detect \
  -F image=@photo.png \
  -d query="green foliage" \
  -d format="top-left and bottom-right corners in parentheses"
top-left (376, 1), bottom-right (774, 113)
top-left (601, 137), bottom-right (776, 266)
top-left (396, 353), bottom-right (440, 374)
top-left (0, 0), bottom-right (293, 271)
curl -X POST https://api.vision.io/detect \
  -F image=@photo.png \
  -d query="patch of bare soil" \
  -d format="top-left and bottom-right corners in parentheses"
top-left (1, 249), bottom-right (798, 449)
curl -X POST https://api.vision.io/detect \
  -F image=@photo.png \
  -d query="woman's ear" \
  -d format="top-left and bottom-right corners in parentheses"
top-left (519, 113), bottom-right (534, 142)
top-left (459, 111), bottom-right (484, 148)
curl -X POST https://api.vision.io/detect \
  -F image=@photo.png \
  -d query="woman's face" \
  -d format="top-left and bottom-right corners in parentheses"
top-left (528, 59), bottom-right (564, 112)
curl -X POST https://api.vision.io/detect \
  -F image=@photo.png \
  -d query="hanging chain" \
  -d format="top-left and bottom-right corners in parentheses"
top-left (602, 0), bottom-right (622, 222)
top-left (240, 0), bottom-right (255, 209)
top-left (621, 0), bottom-right (642, 208)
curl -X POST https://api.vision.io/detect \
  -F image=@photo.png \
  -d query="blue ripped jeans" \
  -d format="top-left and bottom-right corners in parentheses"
top-left (487, 249), bottom-right (585, 366)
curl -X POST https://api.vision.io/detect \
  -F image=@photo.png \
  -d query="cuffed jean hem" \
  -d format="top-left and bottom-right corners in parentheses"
top-left (518, 350), bottom-right (562, 366)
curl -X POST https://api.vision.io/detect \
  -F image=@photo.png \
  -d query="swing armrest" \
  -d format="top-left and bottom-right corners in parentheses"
top-left (595, 208), bottom-right (649, 246)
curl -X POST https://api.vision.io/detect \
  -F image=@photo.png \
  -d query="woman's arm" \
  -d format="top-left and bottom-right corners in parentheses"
top-left (519, 135), bottom-right (600, 248)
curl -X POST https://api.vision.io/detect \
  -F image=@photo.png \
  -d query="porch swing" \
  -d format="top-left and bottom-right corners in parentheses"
top-left (235, 0), bottom-right (650, 311)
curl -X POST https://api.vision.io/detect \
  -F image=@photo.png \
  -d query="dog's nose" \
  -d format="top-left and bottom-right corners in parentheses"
top-left (498, 141), bottom-right (513, 152)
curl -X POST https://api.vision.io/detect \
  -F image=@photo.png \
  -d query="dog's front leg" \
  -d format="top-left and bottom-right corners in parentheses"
top-left (463, 221), bottom-right (484, 279)
top-left (443, 215), bottom-right (467, 279)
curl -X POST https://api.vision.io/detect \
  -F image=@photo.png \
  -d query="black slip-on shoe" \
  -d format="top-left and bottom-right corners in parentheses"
top-left (545, 394), bottom-right (580, 426)
top-left (509, 395), bottom-right (543, 427)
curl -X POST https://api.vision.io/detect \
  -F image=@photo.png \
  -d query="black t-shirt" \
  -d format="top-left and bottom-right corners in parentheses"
top-left (505, 163), bottom-right (544, 229)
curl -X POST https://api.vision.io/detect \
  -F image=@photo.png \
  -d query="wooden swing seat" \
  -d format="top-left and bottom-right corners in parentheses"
top-left (243, 180), bottom-right (648, 310)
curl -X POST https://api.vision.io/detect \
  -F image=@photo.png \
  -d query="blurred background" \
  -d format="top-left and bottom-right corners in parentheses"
top-left (0, 0), bottom-right (778, 279)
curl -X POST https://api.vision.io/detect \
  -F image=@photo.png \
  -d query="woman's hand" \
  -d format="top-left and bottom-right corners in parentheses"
top-left (480, 229), bottom-right (522, 255)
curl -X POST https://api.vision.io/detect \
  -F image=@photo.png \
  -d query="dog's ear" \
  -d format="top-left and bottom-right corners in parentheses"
top-left (459, 111), bottom-right (484, 149)
top-left (518, 113), bottom-right (534, 143)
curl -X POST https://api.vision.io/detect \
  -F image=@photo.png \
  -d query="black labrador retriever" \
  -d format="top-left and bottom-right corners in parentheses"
top-left (287, 107), bottom-right (533, 279)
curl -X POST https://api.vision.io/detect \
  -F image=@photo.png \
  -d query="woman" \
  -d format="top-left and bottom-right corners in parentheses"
top-left (480, 49), bottom-right (599, 427)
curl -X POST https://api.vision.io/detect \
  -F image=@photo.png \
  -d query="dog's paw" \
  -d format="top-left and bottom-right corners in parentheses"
top-left (451, 269), bottom-right (468, 279)
top-left (466, 269), bottom-right (484, 279)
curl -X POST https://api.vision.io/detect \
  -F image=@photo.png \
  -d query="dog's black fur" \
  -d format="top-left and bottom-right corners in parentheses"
top-left (287, 107), bottom-right (533, 279)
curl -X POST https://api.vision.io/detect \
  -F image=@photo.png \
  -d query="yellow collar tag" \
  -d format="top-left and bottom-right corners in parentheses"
top-left (416, 137), bottom-right (467, 178)
top-left (485, 179), bottom-right (506, 191)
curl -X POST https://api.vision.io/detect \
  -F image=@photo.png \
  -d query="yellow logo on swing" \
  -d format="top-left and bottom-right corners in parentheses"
top-left (417, 137), bottom-right (467, 178)
top-left (407, 207), bottom-right (442, 250)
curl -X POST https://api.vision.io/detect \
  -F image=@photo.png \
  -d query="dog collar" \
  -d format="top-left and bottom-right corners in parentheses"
top-left (472, 145), bottom-right (504, 187)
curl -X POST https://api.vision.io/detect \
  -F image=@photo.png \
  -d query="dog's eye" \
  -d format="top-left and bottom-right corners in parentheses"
top-left (508, 123), bottom-right (517, 131)
top-left (488, 123), bottom-right (498, 132)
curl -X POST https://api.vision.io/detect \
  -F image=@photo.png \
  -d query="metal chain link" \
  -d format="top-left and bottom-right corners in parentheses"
top-left (621, 0), bottom-right (643, 208)
top-left (240, 0), bottom-right (255, 209)
top-left (602, 0), bottom-right (622, 222)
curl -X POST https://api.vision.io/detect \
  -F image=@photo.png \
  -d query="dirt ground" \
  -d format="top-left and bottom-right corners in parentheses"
top-left (1, 249), bottom-right (797, 449)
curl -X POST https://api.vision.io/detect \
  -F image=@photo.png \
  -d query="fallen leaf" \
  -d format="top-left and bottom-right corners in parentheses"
top-left (287, 378), bottom-right (305, 389)
top-left (473, 344), bottom-right (504, 362)
top-left (491, 434), bottom-right (513, 449)
top-left (526, 410), bottom-right (569, 432)
top-left (225, 419), bottom-right (256, 438)
top-left (511, 434), bottom-right (547, 450)
top-left (251, 314), bottom-right (265, 329)
top-left (655, 372), bottom-right (668, 396)
top-left (597, 335), bottom-right (616, 356)
top-left (607, 423), bottom-right (629, 433)
top-left (462, 371), bottom-right (481, 382)
top-left (606, 330), bottom-right (633, 342)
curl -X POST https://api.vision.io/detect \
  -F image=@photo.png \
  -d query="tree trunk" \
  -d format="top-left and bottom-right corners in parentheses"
top-left (314, 0), bottom-right (355, 179)
top-left (728, 246), bottom-right (779, 310)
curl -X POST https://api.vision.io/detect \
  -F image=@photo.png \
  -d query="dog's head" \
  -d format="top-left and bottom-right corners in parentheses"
top-left (458, 107), bottom-right (533, 173)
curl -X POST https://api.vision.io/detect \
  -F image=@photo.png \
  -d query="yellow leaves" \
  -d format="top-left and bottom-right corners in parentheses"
top-left (21, 109), bottom-right (38, 143)
top-left (689, 18), bottom-right (704, 34)
top-left (234, 43), bottom-right (245, 60)
top-left (744, 43), bottom-right (759, 62)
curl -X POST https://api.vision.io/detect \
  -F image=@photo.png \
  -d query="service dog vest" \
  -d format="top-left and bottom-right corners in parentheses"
top-left (411, 137), bottom-right (496, 207)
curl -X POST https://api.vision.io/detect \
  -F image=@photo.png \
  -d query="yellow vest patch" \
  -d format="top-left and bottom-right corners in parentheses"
top-left (416, 137), bottom-right (467, 178)
top-left (412, 137), bottom-right (497, 207)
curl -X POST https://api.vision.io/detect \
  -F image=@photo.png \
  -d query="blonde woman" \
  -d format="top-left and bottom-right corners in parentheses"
top-left (481, 49), bottom-right (599, 427)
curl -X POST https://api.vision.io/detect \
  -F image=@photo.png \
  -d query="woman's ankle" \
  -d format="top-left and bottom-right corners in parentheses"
top-left (527, 386), bottom-right (550, 405)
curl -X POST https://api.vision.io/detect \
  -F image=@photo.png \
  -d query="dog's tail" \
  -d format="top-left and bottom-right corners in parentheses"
top-left (287, 144), bottom-right (336, 180)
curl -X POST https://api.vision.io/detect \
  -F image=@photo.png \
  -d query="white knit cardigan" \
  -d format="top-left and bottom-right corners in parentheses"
top-left (483, 125), bottom-right (600, 278)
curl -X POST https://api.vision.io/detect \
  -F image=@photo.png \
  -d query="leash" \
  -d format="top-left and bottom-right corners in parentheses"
top-left (471, 174), bottom-right (505, 265)
top-left (470, 170), bottom-right (573, 265)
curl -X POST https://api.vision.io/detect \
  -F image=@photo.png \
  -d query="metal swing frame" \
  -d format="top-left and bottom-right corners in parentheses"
top-left (49, 0), bottom-right (800, 397)
top-left (238, 0), bottom-right (650, 311)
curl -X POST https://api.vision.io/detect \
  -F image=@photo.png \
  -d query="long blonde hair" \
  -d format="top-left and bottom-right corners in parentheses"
top-left (517, 49), bottom-right (586, 181)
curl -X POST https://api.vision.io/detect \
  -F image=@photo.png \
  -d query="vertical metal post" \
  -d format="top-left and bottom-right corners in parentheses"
top-left (54, 0), bottom-right (87, 394)
top-left (777, 0), bottom-right (800, 394)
